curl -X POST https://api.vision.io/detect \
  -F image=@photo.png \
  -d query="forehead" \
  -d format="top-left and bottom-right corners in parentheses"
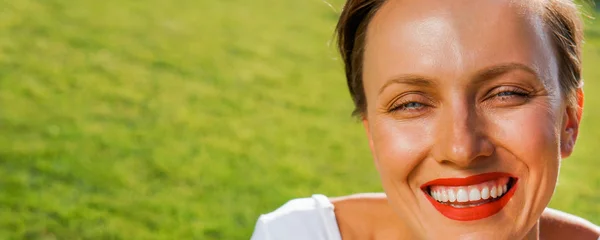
top-left (362, 0), bottom-right (557, 89)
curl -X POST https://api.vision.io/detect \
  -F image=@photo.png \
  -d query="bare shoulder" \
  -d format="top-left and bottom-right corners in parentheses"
top-left (540, 208), bottom-right (600, 240)
top-left (330, 192), bottom-right (388, 203)
top-left (329, 193), bottom-right (392, 218)
top-left (330, 193), bottom-right (406, 240)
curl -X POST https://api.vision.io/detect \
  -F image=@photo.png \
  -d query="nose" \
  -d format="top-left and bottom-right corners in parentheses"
top-left (432, 100), bottom-right (495, 168)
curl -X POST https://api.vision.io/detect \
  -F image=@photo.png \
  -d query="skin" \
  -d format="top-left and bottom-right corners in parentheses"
top-left (331, 0), bottom-right (597, 239)
top-left (332, 194), bottom-right (600, 239)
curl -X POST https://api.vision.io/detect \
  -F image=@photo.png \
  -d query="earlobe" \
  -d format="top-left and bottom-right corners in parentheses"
top-left (560, 88), bottom-right (584, 159)
top-left (560, 111), bottom-right (577, 158)
top-left (560, 136), bottom-right (574, 159)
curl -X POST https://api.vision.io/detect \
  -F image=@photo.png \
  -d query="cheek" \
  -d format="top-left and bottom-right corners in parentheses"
top-left (370, 118), bottom-right (433, 181)
top-left (490, 103), bottom-right (561, 168)
top-left (488, 101), bottom-right (562, 203)
top-left (369, 101), bottom-right (562, 180)
top-left (489, 101), bottom-right (563, 226)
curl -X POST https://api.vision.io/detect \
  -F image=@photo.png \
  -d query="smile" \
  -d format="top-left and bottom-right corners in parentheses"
top-left (420, 172), bottom-right (518, 221)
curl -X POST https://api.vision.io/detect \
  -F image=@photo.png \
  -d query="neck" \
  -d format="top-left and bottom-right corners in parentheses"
top-left (523, 220), bottom-right (540, 240)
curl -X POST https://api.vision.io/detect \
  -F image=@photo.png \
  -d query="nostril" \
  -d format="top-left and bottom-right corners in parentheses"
top-left (436, 139), bottom-right (495, 168)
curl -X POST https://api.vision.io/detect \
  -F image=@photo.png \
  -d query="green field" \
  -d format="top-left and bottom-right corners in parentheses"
top-left (1, 0), bottom-right (599, 239)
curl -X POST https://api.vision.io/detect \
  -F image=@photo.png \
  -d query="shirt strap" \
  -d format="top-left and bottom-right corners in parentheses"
top-left (312, 194), bottom-right (343, 240)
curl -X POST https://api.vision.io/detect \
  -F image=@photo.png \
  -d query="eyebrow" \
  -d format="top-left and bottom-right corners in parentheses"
top-left (378, 62), bottom-right (541, 95)
top-left (378, 75), bottom-right (437, 95)
top-left (473, 62), bottom-right (540, 85)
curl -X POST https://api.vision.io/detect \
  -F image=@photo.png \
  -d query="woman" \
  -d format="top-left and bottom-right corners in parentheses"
top-left (252, 0), bottom-right (600, 239)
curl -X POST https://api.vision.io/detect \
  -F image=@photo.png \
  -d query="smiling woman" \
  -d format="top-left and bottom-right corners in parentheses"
top-left (251, 0), bottom-right (600, 239)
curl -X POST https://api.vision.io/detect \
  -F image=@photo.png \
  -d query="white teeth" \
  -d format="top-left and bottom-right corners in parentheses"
top-left (481, 186), bottom-right (490, 200)
top-left (469, 188), bottom-right (481, 201)
top-left (428, 178), bottom-right (511, 203)
top-left (441, 189), bottom-right (448, 202)
top-left (456, 189), bottom-right (469, 202)
top-left (447, 189), bottom-right (456, 202)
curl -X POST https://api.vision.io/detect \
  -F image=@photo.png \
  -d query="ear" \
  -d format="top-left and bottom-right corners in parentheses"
top-left (560, 88), bottom-right (584, 158)
top-left (362, 117), bottom-right (380, 171)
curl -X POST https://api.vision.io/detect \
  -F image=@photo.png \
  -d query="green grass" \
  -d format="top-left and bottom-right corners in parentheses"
top-left (0, 0), bottom-right (598, 239)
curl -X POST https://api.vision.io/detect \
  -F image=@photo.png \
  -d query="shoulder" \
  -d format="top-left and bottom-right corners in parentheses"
top-left (250, 194), bottom-right (342, 240)
top-left (330, 193), bottom-right (406, 239)
top-left (330, 192), bottom-right (393, 221)
top-left (540, 208), bottom-right (600, 240)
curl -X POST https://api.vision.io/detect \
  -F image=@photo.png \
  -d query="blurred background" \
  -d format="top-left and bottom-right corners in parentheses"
top-left (1, 0), bottom-right (599, 239)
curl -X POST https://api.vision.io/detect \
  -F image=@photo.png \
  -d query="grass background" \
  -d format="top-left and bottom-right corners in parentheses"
top-left (0, 0), bottom-right (598, 239)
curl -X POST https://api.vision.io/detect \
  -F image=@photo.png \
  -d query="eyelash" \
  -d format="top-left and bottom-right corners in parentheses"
top-left (493, 89), bottom-right (530, 98)
top-left (389, 99), bottom-right (428, 112)
top-left (389, 88), bottom-right (531, 113)
top-left (489, 87), bottom-right (532, 102)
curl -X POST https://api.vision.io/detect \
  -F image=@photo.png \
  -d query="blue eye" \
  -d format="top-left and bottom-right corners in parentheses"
top-left (403, 102), bottom-right (424, 109)
top-left (496, 91), bottom-right (528, 98)
top-left (390, 102), bottom-right (426, 112)
top-left (388, 93), bottom-right (431, 114)
top-left (497, 91), bottom-right (516, 97)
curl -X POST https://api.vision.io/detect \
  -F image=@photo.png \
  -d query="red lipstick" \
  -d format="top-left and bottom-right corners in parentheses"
top-left (420, 172), bottom-right (518, 221)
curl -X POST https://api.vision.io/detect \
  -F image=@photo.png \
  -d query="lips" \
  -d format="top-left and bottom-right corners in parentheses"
top-left (420, 172), bottom-right (518, 221)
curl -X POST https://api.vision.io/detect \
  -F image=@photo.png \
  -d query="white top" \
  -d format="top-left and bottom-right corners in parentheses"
top-left (250, 194), bottom-right (342, 240)
top-left (251, 195), bottom-right (600, 240)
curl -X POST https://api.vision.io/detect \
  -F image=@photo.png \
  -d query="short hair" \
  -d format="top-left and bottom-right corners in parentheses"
top-left (336, 0), bottom-right (584, 118)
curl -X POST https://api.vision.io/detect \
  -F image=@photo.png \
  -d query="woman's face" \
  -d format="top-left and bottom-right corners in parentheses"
top-left (361, 0), bottom-right (581, 239)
